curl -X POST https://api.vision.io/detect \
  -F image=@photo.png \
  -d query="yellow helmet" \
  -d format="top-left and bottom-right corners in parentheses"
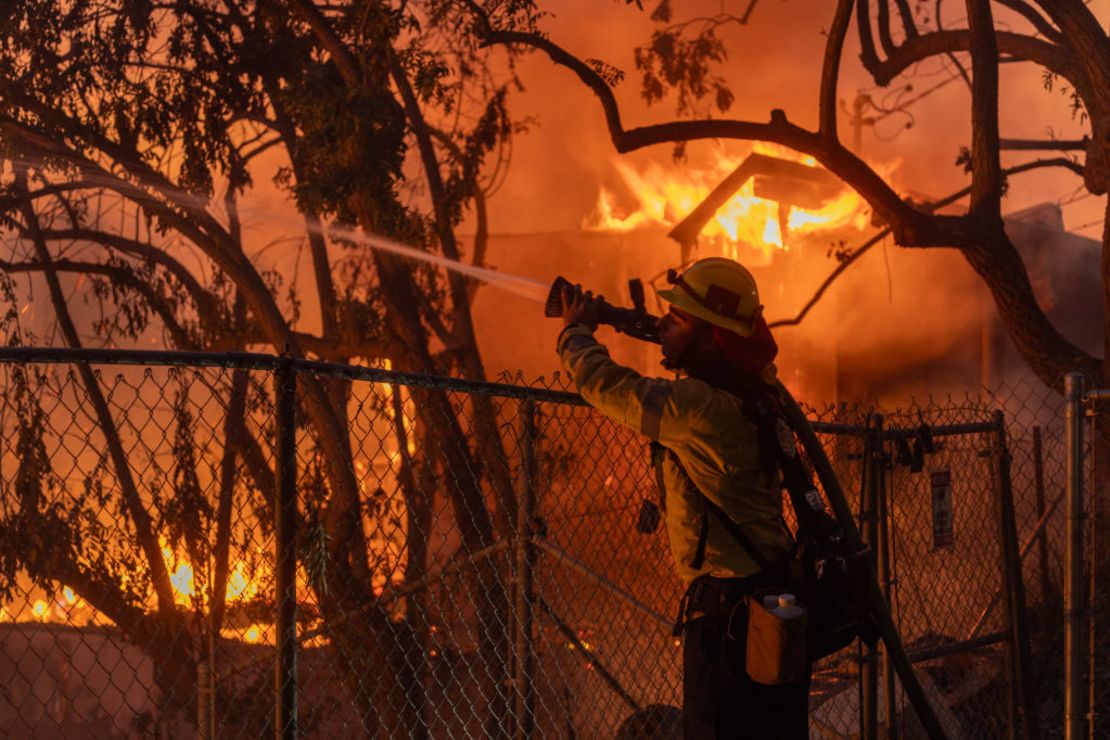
top-left (656, 257), bottom-right (762, 337)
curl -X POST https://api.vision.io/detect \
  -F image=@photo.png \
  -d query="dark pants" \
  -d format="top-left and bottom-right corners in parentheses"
top-left (681, 578), bottom-right (811, 739)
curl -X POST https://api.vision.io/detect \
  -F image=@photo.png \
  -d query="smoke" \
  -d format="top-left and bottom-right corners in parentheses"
top-left (465, 0), bottom-right (1105, 400)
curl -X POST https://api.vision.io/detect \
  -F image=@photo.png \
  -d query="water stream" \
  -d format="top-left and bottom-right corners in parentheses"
top-left (7, 155), bottom-right (552, 304)
top-left (326, 225), bottom-right (551, 304)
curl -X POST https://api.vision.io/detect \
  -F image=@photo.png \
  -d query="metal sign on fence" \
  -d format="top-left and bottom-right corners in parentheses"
top-left (930, 468), bottom-right (954, 550)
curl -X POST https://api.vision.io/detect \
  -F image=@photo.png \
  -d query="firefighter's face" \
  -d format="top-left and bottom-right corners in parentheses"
top-left (656, 306), bottom-right (704, 367)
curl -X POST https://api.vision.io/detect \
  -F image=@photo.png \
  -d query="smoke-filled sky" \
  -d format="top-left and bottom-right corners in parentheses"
top-left (449, 0), bottom-right (1107, 391)
top-left (36, 0), bottom-right (1102, 391)
top-left (475, 0), bottom-right (1107, 237)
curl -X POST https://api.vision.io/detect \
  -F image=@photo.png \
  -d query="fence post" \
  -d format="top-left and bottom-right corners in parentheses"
top-left (1088, 393), bottom-right (1105, 740)
top-left (197, 609), bottom-right (218, 740)
top-left (275, 360), bottom-right (298, 740)
top-left (860, 413), bottom-right (881, 740)
top-left (514, 400), bottom-right (537, 740)
top-left (877, 425), bottom-right (896, 738)
top-left (993, 410), bottom-right (1038, 740)
top-left (1031, 428), bottom-right (1053, 603)
top-left (197, 636), bottom-right (212, 740)
top-left (1064, 372), bottom-right (1085, 740)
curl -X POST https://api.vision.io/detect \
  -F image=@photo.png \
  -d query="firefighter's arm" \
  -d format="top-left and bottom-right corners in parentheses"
top-left (557, 325), bottom-right (702, 448)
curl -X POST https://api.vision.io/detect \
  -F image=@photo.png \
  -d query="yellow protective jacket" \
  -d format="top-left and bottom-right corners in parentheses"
top-left (558, 324), bottom-right (794, 583)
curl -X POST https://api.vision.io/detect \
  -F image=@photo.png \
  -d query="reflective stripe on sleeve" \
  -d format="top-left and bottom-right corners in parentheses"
top-left (639, 383), bottom-right (672, 439)
top-left (562, 334), bottom-right (597, 354)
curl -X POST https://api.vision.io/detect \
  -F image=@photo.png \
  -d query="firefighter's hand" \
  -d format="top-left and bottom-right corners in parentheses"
top-left (561, 284), bottom-right (601, 331)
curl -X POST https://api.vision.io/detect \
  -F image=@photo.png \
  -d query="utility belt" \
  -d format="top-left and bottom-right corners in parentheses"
top-left (673, 571), bottom-right (776, 636)
top-left (675, 571), bottom-right (811, 685)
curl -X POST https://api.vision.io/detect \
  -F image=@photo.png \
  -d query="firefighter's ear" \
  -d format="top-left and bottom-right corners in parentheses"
top-left (686, 323), bottom-right (719, 365)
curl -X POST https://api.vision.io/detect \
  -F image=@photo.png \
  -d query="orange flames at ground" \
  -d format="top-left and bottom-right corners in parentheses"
top-left (0, 541), bottom-right (274, 645)
top-left (158, 539), bottom-right (271, 643)
top-left (589, 143), bottom-right (873, 263)
top-left (0, 373), bottom-right (416, 649)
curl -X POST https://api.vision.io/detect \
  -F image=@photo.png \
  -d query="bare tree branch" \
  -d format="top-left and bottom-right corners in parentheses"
top-left (996, 0), bottom-right (1062, 42)
top-left (1001, 137), bottom-right (1088, 151)
top-left (819, 0), bottom-right (855, 140)
top-left (768, 229), bottom-right (889, 329)
top-left (966, 0), bottom-right (1003, 219)
top-left (877, 0), bottom-right (897, 56)
top-left (892, 0), bottom-right (918, 39)
top-left (857, 0), bottom-right (882, 71)
top-left (864, 29), bottom-right (1075, 86)
top-left (12, 173), bottom-right (178, 615)
top-left (1032, 2), bottom-right (1110, 75)
top-left (770, 157), bottom-right (1085, 328)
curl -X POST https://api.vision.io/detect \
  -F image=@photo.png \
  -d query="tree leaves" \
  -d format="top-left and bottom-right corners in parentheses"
top-left (634, 21), bottom-right (733, 115)
top-left (585, 58), bottom-right (626, 88)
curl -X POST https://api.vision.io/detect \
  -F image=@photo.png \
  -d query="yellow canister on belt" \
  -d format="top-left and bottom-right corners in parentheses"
top-left (746, 593), bottom-right (808, 684)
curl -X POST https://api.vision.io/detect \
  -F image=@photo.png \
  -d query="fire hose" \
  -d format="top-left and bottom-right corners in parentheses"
top-left (775, 383), bottom-right (948, 740)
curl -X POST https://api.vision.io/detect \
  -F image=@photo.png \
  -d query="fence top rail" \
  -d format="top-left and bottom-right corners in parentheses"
top-left (0, 346), bottom-right (588, 405)
top-left (810, 418), bottom-right (999, 438)
top-left (0, 347), bottom-right (1008, 426)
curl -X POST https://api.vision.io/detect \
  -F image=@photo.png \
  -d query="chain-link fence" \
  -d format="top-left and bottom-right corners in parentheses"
top-left (0, 348), bottom-right (1096, 738)
top-left (799, 399), bottom-right (1033, 740)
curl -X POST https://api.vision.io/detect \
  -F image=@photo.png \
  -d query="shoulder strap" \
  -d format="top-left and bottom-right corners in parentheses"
top-left (725, 383), bottom-right (845, 545)
top-left (673, 386), bottom-right (846, 572)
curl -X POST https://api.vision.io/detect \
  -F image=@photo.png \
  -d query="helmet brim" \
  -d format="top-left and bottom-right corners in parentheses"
top-left (656, 286), bottom-right (756, 337)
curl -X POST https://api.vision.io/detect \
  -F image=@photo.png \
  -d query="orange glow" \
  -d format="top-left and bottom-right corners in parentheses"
top-left (588, 143), bottom-right (875, 263)
top-left (225, 561), bottom-right (260, 602)
top-left (160, 537), bottom-right (265, 608)
top-left (12, 543), bottom-right (277, 641)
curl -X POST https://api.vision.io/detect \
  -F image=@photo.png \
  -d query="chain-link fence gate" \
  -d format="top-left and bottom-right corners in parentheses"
top-left (796, 402), bottom-right (1038, 739)
top-left (0, 348), bottom-right (1090, 738)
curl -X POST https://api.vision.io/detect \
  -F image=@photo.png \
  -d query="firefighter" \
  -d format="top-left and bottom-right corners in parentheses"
top-left (557, 257), bottom-right (810, 739)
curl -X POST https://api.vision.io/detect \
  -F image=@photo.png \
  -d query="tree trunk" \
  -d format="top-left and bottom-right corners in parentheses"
top-left (349, 190), bottom-right (511, 733)
top-left (306, 561), bottom-right (424, 737)
top-left (958, 229), bottom-right (1101, 388)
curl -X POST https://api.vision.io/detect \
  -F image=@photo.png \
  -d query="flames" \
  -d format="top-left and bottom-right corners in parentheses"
top-left (0, 540), bottom-right (273, 644)
top-left (0, 370), bottom-right (417, 649)
top-left (588, 143), bottom-right (873, 263)
top-left (160, 539), bottom-right (261, 608)
top-left (158, 539), bottom-right (270, 643)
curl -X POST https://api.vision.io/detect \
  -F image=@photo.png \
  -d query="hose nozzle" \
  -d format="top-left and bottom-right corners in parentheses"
top-left (545, 276), bottom-right (661, 344)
